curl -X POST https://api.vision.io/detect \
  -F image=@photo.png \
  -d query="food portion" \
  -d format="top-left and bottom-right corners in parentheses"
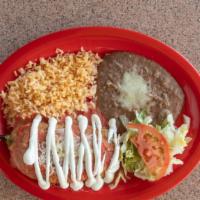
top-left (97, 52), bottom-right (184, 129)
top-left (120, 112), bottom-right (191, 181)
top-left (127, 123), bottom-right (170, 181)
top-left (1, 49), bottom-right (101, 126)
top-left (0, 49), bottom-right (191, 191)
top-left (10, 114), bottom-right (120, 191)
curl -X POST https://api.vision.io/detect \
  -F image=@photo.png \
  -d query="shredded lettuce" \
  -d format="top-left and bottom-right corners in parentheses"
top-left (134, 111), bottom-right (152, 125)
top-left (159, 114), bottom-right (191, 175)
top-left (120, 129), bottom-right (156, 181)
top-left (120, 111), bottom-right (191, 180)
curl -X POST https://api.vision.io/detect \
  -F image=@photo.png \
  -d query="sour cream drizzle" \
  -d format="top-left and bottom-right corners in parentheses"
top-left (104, 118), bottom-right (120, 183)
top-left (108, 118), bottom-right (117, 143)
top-left (91, 114), bottom-right (104, 191)
top-left (104, 132), bottom-right (120, 184)
top-left (23, 114), bottom-right (120, 191)
top-left (64, 116), bottom-right (83, 191)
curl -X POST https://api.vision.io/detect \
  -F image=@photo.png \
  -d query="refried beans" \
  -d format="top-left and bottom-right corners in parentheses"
top-left (97, 52), bottom-right (184, 132)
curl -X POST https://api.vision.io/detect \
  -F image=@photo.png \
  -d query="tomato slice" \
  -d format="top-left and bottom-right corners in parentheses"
top-left (127, 123), bottom-right (170, 180)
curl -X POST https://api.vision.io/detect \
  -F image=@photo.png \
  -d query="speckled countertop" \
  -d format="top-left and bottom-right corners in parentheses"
top-left (0, 0), bottom-right (200, 199)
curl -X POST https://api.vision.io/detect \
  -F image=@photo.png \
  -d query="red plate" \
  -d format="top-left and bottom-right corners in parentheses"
top-left (0, 27), bottom-right (200, 200)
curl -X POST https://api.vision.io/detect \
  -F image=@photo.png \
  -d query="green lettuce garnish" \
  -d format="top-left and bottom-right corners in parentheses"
top-left (120, 111), bottom-right (191, 180)
top-left (120, 129), bottom-right (156, 181)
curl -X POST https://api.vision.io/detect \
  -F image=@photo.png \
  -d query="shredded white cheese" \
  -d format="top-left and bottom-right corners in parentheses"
top-left (118, 70), bottom-right (150, 110)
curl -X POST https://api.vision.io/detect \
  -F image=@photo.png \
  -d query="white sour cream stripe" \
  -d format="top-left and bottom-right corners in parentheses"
top-left (92, 114), bottom-right (102, 175)
top-left (108, 118), bottom-right (117, 143)
top-left (104, 122), bottom-right (120, 184)
top-left (23, 114), bottom-right (50, 190)
top-left (48, 118), bottom-right (68, 189)
top-left (77, 143), bottom-right (85, 181)
top-left (23, 114), bottom-right (120, 191)
top-left (77, 115), bottom-right (96, 187)
top-left (91, 114), bottom-right (104, 191)
top-left (64, 117), bottom-right (83, 191)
